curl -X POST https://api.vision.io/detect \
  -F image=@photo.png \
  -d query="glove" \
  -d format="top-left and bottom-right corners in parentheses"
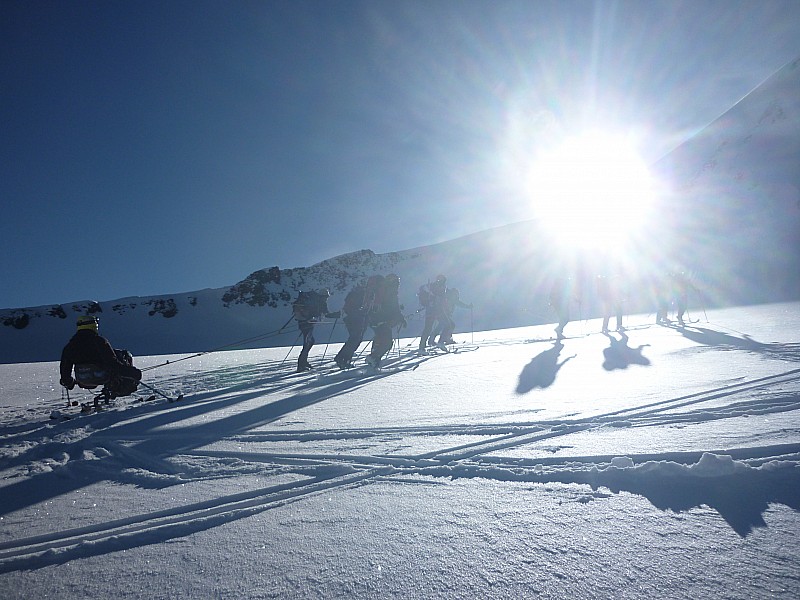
top-left (60, 376), bottom-right (75, 390)
top-left (326, 311), bottom-right (341, 319)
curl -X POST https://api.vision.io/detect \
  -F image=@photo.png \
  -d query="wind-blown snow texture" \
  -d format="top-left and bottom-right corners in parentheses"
top-left (2, 58), bottom-right (799, 364)
top-left (1, 303), bottom-right (799, 598)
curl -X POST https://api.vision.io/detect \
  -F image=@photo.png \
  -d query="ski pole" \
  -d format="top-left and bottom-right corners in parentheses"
top-left (279, 332), bottom-right (302, 367)
top-left (697, 288), bottom-right (709, 322)
top-left (138, 380), bottom-right (181, 402)
top-left (354, 337), bottom-right (374, 361)
top-left (142, 315), bottom-right (297, 372)
top-left (322, 317), bottom-right (338, 361)
top-left (396, 325), bottom-right (403, 359)
top-left (470, 306), bottom-right (474, 344)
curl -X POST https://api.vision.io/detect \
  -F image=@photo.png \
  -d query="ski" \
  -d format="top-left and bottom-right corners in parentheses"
top-left (137, 380), bottom-right (183, 403)
top-left (49, 389), bottom-right (183, 421)
top-left (50, 399), bottom-right (115, 420)
top-left (134, 395), bottom-right (157, 403)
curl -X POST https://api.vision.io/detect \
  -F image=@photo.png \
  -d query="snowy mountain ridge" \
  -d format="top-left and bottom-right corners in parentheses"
top-left (0, 224), bottom-right (550, 363)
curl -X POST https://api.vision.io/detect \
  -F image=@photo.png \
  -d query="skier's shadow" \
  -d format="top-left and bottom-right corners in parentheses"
top-left (673, 325), bottom-right (765, 352)
top-left (602, 332), bottom-right (651, 371)
top-left (516, 340), bottom-right (575, 393)
top-left (675, 325), bottom-right (800, 362)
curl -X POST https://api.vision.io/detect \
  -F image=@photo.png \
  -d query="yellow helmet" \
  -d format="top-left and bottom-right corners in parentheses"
top-left (76, 315), bottom-right (99, 332)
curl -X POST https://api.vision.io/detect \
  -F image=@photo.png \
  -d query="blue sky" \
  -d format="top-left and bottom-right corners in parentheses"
top-left (3, 0), bottom-right (800, 309)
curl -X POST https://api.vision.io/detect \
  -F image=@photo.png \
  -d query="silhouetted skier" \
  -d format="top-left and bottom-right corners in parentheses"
top-left (418, 274), bottom-right (451, 352)
top-left (597, 274), bottom-right (625, 333)
top-left (365, 274), bottom-right (406, 368)
top-left (292, 289), bottom-right (340, 372)
top-left (550, 276), bottom-right (577, 339)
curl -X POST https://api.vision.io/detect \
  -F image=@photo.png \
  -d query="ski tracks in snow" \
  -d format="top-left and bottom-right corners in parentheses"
top-left (1, 356), bottom-right (799, 569)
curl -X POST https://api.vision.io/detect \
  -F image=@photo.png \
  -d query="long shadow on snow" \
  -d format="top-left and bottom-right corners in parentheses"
top-left (601, 331), bottom-right (651, 371)
top-left (0, 364), bottom-right (403, 519)
top-left (516, 340), bottom-right (575, 393)
top-left (531, 455), bottom-right (800, 538)
top-left (429, 450), bottom-right (800, 538)
top-left (0, 368), bottom-right (411, 570)
top-left (145, 355), bottom-right (317, 398)
top-left (0, 349), bottom-right (435, 472)
top-left (674, 325), bottom-right (800, 362)
top-left (0, 367), bottom-right (318, 470)
top-left (586, 461), bottom-right (800, 538)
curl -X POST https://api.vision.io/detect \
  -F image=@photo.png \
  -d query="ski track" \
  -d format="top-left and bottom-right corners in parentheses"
top-left (1, 342), bottom-right (799, 569)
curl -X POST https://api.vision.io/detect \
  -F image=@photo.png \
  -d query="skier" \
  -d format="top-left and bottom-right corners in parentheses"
top-left (597, 274), bottom-right (625, 333)
top-left (434, 287), bottom-right (472, 344)
top-left (549, 276), bottom-right (576, 339)
top-left (655, 272), bottom-right (672, 324)
top-left (292, 289), bottom-right (340, 372)
top-left (418, 274), bottom-right (451, 353)
top-left (59, 315), bottom-right (142, 403)
top-left (670, 271), bottom-right (692, 326)
top-left (365, 273), bottom-right (405, 368)
top-left (334, 280), bottom-right (369, 369)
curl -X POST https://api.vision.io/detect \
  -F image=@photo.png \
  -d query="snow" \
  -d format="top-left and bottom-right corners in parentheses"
top-left (1, 302), bottom-right (799, 598)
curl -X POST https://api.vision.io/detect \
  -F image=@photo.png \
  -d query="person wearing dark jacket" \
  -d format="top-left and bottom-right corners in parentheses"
top-left (550, 276), bottom-right (577, 339)
top-left (292, 288), bottom-right (341, 372)
top-left (435, 287), bottom-right (472, 345)
top-left (670, 271), bottom-right (692, 326)
top-left (60, 315), bottom-right (142, 398)
top-left (418, 274), bottom-right (451, 353)
top-left (597, 274), bottom-right (625, 333)
top-left (335, 281), bottom-right (369, 369)
top-left (366, 274), bottom-right (405, 368)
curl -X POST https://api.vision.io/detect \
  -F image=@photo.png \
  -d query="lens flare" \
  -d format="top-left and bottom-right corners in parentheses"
top-left (528, 130), bottom-right (657, 255)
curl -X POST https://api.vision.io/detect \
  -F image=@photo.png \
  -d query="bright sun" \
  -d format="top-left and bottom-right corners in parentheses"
top-left (528, 130), bottom-right (656, 254)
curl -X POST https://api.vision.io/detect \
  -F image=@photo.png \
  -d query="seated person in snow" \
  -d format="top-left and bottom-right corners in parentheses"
top-left (59, 315), bottom-right (142, 400)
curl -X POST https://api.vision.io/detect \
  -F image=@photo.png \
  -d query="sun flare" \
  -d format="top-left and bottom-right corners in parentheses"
top-left (529, 130), bottom-right (657, 254)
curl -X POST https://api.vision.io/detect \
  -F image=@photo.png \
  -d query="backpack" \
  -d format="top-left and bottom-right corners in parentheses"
top-left (292, 291), bottom-right (322, 322)
top-left (371, 276), bottom-right (403, 326)
top-left (74, 349), bottom-right (139, 397)
top-left (417, 285), bottom-right (433, 308)
top-left (362, 275), bottom-right (385, 313)
top-left (343, 285), bottom-right (366, 317)
top-left (74, 364), bottom-right (111, 389)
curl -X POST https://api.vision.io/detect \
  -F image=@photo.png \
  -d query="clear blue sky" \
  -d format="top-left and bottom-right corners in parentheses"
top-left (3, 0), bottom-right (800, 309)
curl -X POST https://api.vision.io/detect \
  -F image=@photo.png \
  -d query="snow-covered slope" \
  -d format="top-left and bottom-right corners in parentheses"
top-left (0, 303), bottom-right (798, 598)
top-left (653, 56), bottom-right (800, 303)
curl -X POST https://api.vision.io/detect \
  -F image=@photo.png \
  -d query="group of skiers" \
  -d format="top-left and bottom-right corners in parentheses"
top-left (290, 273), bottom-right (472, 373)
top-left (58, 268), bottom-right (695, 403)
top-left (56, 273), bottom-right (474, 407)
top-left (416, 274), bottom-right (472, 353)
top-left (288, 274), bottom-right (405, 373)
top-left (549, 270), bottom-right (696, 339)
